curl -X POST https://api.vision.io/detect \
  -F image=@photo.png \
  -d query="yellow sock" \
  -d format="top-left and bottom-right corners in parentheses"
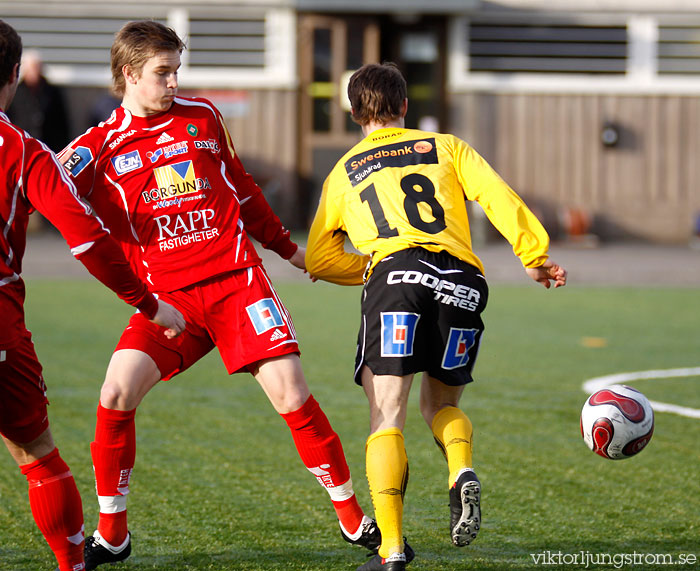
top-left (431, 406), bottom-right (473, 488)
top-left (365, 427), bottom-right (408, 558)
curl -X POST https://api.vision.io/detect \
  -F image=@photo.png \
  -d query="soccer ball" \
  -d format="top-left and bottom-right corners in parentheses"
top-left (580, 385), bottom-right (654, 460)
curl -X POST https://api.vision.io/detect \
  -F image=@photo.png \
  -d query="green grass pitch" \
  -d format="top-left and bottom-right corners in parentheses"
top-left (0, 280), bottom-right (698, 570)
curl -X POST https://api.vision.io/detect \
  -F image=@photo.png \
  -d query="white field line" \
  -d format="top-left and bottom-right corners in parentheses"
top-left (582, 367), bottom-right (700, 419)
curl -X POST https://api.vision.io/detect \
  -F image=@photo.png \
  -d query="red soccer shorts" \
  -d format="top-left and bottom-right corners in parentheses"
top-left (0, 329), bottom-right (49, 443)
top-left (115, 264), bottom-right (300, 380)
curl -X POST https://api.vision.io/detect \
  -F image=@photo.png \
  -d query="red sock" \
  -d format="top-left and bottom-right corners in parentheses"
top-left (91, 403), bottom-right (136, 546)
top-left (333, 496), bottom-right (366, 535)
top-left (96, 512), bottom-right (128, 546)
top-left (281, 395), bottom-right (365, 534)
top-left (20, 447), bottom-right (85, 571)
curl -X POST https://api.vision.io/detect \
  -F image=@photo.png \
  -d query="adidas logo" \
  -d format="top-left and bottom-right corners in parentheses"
top-left (269, 328), bottom-right (287, 341)
top-left (156, 132), bottom-right (174, 145)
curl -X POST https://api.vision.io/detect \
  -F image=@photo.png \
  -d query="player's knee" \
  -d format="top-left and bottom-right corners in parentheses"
top-left (274, 386), bottom-right (311, 414)
top-left (255, 355), bottom-right (310, 413)
top-left (3, 428), bottom-right (56, 466)
top-left (99, 382), bottom-right (121, 409)
top-left (99, 381), bottom-right (138, 410)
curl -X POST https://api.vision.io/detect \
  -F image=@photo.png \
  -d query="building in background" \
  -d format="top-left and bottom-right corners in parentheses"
top-left (3, 0), bottom-right (700, 241)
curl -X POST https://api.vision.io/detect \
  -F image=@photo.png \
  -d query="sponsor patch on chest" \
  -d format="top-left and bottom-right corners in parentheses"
top-left (142, 160), bottom-right (211, 205)
top-left (111, 150), bottom-right (143, 175)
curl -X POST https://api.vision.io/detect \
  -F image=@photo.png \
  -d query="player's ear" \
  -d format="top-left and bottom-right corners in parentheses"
top-left (401, 98), bottom-right (408, 118)
top-left (349, 107), bottom-right (362, 126)
top-left (123, 64), bottom-right (138, 86)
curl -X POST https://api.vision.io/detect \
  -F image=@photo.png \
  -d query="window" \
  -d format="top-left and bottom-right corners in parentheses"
top-left (6, 16), bottom-right (130, 66)
top-left (449, 15), bottom-right (700, 94)
top-left (468, 22), bottom-right (627, 74)
top-left (658, 25), bottom-right (700, 74)
top-left (5, 7), bottom-right (295, 89)
top-left (188, 17), bottom-right (266, 68)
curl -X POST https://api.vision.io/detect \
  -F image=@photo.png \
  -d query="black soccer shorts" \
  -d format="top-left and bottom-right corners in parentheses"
top-left (354, 247), bottom-right (488, 386)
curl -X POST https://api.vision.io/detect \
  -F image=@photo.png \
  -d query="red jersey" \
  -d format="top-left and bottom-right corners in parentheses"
top-left (59, 97), bottom-right (296, 293)
top-left (0, 111), bottom-right (157, 349)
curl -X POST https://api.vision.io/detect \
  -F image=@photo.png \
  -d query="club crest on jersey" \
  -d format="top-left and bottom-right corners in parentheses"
top-left (442, 328), bottom-right (479, 370)
top-left (142, 160), bottom-right (211, 204)
top-left (246, 299), bottom-right (285, 335)
top-left (111, 150), bottom-right (143, 176)
top-left (186, 123), bottom-right (198, 136)
top-left (381, 312), bottom-right (420, 357)
top-left (61, 146), bottom-right (94, 176)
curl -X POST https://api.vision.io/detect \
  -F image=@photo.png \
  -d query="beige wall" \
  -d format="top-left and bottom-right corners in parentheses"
top-left (450, 92), bottom-right (700, 243)
top-left (220, 89), bottom-right (302, 228)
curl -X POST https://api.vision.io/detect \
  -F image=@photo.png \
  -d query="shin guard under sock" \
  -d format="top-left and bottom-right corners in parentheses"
top-left (365, 427), bottom-right (408, 558)
top-left (281, 395), bottom-right (364, 534)
top-left (91, 403), bottom-right (136, 546)
top-left (21, 447), bottom-right (85, 571)
top-left (431, 406), bottom-right (473, 487)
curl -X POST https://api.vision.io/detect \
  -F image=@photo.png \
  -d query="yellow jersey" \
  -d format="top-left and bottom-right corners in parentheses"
top-left (306, 127), bottom-right (550, 286)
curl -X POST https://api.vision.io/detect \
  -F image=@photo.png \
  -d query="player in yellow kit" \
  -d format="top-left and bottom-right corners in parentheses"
top-left (306, 63), bottom-right (567, 571)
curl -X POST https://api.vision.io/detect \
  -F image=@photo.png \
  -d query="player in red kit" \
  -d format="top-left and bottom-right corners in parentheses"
top-left (0, 20), bottom-right (184, 571)
top-left (58, 20), bottom-right (383, 569)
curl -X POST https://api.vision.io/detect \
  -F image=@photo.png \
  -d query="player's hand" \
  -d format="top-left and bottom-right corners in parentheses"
top-left (526, 259), bottom-right (567, 289)
top-left (288, 246), bottom-right (317, 282)
top-left (151, 299), bottom-right (186, 339)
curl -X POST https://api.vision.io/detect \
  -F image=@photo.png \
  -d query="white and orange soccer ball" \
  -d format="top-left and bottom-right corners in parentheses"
top-left (580, 385), bottom-right (654, 460)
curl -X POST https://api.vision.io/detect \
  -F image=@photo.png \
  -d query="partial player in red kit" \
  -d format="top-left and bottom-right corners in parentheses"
top-left (0, 20), bottom-right (184, 571)
top-left (58, 20), bottom-right (383, 569)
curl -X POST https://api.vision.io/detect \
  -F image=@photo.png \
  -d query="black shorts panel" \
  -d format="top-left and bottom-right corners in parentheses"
top-left (354, 248), bottom-right (488, 386)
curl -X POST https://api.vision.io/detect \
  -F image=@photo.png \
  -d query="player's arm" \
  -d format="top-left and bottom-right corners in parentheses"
top-left (75, 238), bottom-right (186, 336)
top-left (214, 107), bottom-right (298, 262)
top-left (305, 175), bottom-right (369, 286)
top-left (56, 136), bottom-right (98, 198)
top-left (26, 140), bottom-right (185, 335)
top-left (454, 137), bottom-right (566, 287)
